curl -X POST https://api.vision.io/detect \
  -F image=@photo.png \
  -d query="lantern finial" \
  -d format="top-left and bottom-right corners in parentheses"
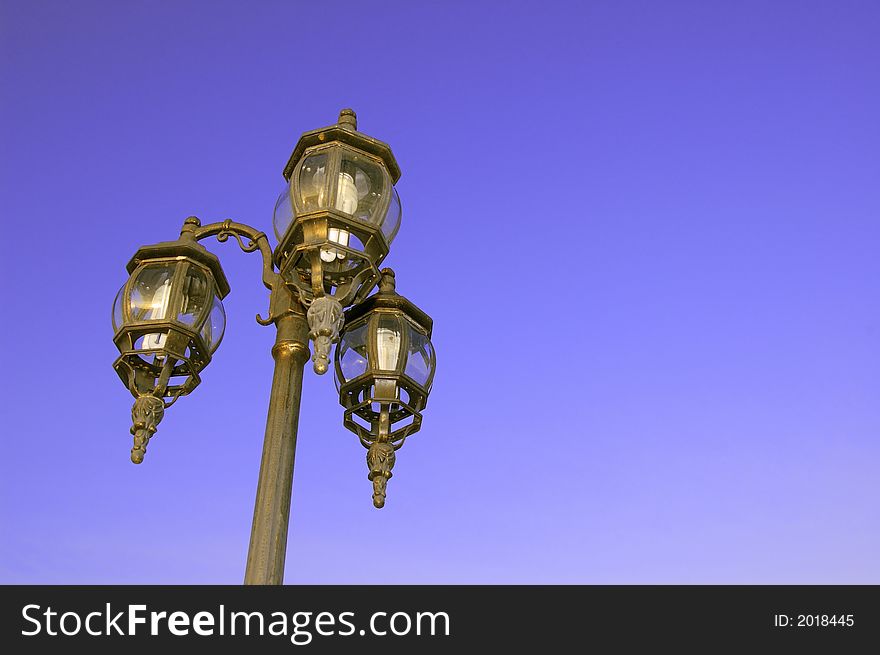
top-left (338, 108), bottom-right (357, 131)
top-left (180, 216), bottom-right (201, 241)
top-left (379, 268), bottom-right (396, 293)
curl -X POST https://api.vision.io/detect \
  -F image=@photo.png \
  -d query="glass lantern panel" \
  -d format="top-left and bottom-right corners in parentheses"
top-left (199, 294), bottom-right (226, 353)
top-left (112, 284), bottom-right (125, 331)
top-left (404, 325), bottom-right (435, 390)
top-left (294, 151), bottom-right (329, 213)
top-left (273, 187), bottom-right (294, 240)
top-left (130, 263), bottom-right (176, 322)
top-left (338, 322), bottom-right (369, 383)
top-left (375, 315), bottom-right (402, 372)
top-left (177, 265), bottom-right (211, 327)
top-left (380, 186), bottom-right (402, 244)
top-left (338, 150), bottom-right (387, 225)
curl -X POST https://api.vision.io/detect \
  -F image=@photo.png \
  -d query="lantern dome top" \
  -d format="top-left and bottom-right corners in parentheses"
top-left (125, 222), bottom-right (230, 298)
top-left (282, 109), bottom-right (401, 185)
top-left (344, 268), bottom-right (432, 335)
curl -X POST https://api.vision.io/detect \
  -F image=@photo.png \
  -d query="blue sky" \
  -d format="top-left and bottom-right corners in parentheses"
top-left (1, 0), bottom-right (878, 583)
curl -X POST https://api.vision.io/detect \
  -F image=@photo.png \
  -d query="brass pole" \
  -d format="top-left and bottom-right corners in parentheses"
top-left (244, 285), bottom-right (310, 585)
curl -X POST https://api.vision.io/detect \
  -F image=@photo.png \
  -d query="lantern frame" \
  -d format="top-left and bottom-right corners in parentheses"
top-left (274, 110), bottom-right (401, 308)
top-left (112, 237), bottom-right (229, 401)
top-left (335, 270), bottom-right (435, 445)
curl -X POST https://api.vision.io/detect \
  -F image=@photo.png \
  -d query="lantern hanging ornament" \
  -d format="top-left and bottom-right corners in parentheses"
top-left (111, 217), bottom-right (229, 463)
top-left (273, 109), bottom-right (403, 375)
top-left (334, 268), bottom-right (436, 508)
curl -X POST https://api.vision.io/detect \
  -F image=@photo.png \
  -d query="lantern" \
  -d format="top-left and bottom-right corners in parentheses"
top-left (334, 269), bottom-right (436, 508)
top-left (111, 221), bottom-right (229, 462)
top-left (273, 109), bottom-right (402, 374)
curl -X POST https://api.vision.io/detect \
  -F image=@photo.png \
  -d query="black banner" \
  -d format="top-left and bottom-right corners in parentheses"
top-left (1, 585), bottom-right (877, 651)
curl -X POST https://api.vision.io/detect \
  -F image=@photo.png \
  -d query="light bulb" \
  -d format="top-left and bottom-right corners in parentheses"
top-left (320, 171), bottom-right (357, 262)
top-left (335, 171), bottom-right (358, 214)
top-left (373, 325), bottom-right (401, 401)
top-left (376, 326), bottom-right (400, 370)
top-left (142, 278), bottom-right (171, 352)
top-left (320, 226), bottom-right (351, 262)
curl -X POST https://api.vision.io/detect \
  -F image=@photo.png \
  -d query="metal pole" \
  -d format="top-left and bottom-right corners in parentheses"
top-left (244, 286), bottom-right (310, 585)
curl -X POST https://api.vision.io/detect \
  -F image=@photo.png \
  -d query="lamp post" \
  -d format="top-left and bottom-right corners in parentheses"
top-left (110, 110), bottom-right (436, 585)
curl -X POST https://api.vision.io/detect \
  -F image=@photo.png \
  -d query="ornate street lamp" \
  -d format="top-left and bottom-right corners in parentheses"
top-left (110, 110), bottom-right (435, 585)
top-left (335, 268), bottom-right (436, 508)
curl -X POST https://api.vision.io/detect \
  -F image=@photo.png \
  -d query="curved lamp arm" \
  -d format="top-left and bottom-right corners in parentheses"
top-left (191, 218), bottom-right (277, 291)
top-left (180, 216), bottom-right (293, 326)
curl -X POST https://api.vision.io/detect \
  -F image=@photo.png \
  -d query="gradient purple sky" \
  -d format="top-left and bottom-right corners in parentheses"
top-left (1, 1), bottom-right (878, 583)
